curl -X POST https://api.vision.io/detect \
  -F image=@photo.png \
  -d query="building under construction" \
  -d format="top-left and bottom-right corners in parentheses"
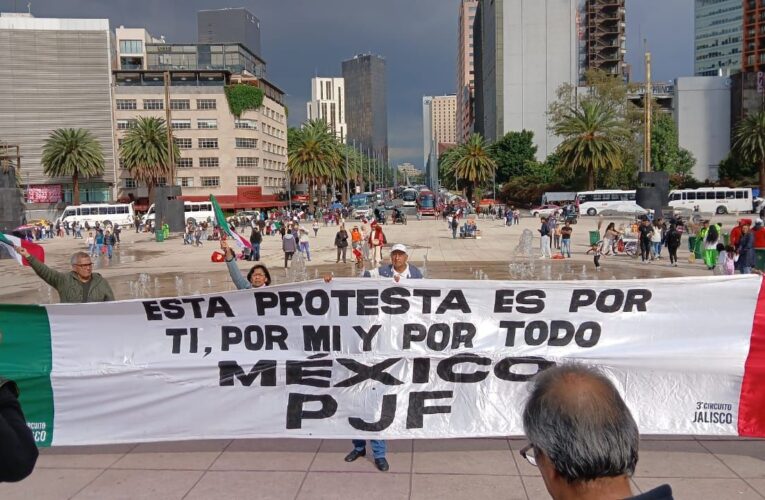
top-left (584, 0), bottom-right (627, 80)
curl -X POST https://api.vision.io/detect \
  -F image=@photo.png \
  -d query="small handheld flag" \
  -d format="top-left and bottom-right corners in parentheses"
top-left (0, 233), bottom-right (45, 266)
top-left (210, 195), bottom-right (252, 250)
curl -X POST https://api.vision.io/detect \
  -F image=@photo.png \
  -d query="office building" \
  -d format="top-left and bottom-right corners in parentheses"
top-left (475, 0), bottom-right (579, 158)
top-left (342, 53), bottom-right (388, 162)
top-left (398, 163), bottom-right (421, 180)
top-left (0, 13), bottom-right (116, 204)
top-left (695, 0), bottom-right (742, 76)
top-left (423, 95), bottom-right (457, 169)
top-left (115, 27), bottom-right (164, 70)
top-left (674, 76), bottom-right (730, 181)
top-left (583, 0), bottom-right (627, 80)
top-left (306, 77), bottom-right (347, 142)
top-left (198, 8), bottom-right (261, 58)
top-left (743, 0), bottom-right (765, 73)
top-left (457, 0), bottom-right (478, 143)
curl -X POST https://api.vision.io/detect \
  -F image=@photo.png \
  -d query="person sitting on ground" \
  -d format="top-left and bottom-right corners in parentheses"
top-left (15, 248), bottom-right (114, 303)
top-left (521, 364), bottom-right (673, 500)
top-left (220, 240), bottom-right (271, 289)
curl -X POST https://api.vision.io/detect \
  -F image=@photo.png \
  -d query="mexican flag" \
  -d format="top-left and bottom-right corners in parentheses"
top-left (0, 233), bottom-right (45, 266)
top-left (210, 195), bottom-right (251, 250)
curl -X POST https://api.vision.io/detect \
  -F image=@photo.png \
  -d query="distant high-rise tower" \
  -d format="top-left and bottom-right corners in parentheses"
top-left (583, 0), bottom-right (627, 81)
top-left (342, 53), bottom-right (388, 162)
top-left (423, 95), bottom-right (457, 166)
top-left (197, 8), bottom-right (261, 57)
top-left (695, 0), bottom-right (741, 76)
top-left (307, 77), bottom-right (347, 142)
top-left (457, 0), bottom-right (478, 143)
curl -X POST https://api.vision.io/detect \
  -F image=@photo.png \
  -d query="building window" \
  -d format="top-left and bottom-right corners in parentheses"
top-left (143, 99), bottom-right (164, 110)
top-left (234, 119), bottom-right (257, 130)
top-left (116, 119), bottom-right (137, 130)
top-left (176, 158), bottom-right (193, 168)
top-left (236, 137), bottom-right (257, 148)
top-left (201, 176), bottom-right (220, 187)
top-left (237, 176), bottom-right (259, 186)
top-left (199, 157), bottom-right (219, 168)
top-left (176, 177), bottom-right (194, 187)
top-left (198, 138), bottom-right (218, 149)
top-left (124, 178), bottom-right (137, 189)
top-left (236, 157), bottom-right (259, 167)
top-left (174, 138), bottom-right (192, 149)
top-left (156, 177), bottom-right (167, 187)
top-left (197, 99), bottom-right (217, 110)
top-left (170, 99), bottom-right (190, 110)
top-left (171, 119), bottom-right (191, 129)
top-left (197, 119), bottom-right (218, 129)
top-left (116, 99), bottom-right (137, 110)
top-left (119, 40), bottom-right (143, 54)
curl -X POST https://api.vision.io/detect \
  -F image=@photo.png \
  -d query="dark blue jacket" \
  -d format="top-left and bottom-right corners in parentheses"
top-left (364, 264), bottom-right (424, 279)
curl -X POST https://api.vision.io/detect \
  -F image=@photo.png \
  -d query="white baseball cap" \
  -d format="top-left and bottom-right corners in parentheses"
top-left (390, 243), bottom-right (408, 255)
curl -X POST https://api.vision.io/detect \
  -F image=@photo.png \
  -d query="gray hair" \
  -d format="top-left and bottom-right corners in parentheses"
top-left (522, 364), bottom-right (639, 483)
top-left (70, 252), bottom-right (91, 266)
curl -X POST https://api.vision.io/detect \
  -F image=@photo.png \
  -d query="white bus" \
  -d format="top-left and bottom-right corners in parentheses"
top-left (401, 188), bottom-right (418, 207)
top-left (576, 190), bottom-right (645, 216)
top-left (58, 203), bottom-right (135, 227)
top-left (669, 187), bottom-right (753, 215)
top-left (144, 201), bottom-right (216, 223)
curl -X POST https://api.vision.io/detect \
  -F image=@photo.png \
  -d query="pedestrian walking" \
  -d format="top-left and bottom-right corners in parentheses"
top-left (334, 224), bottom-right (349, 263)
top-left (638, 219), bottom-right (653, 263)
top-left (282, 228), bottom-right (297, 268)
top-left (665, 224), bottom-right (681, 267)
top-left (560, 223), bottom-right (572, 258)
top-left (249, 226), bottom-right (262, 261)
top-left (539, 218), bottom-right (552, 259)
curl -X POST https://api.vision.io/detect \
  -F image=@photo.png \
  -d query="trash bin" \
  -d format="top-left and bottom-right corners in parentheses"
top-left (162, 224), bottom-right (169, 239)
top-left (688, 235), bottom-right (696, 253)
top-left (155, 230), bottom-right (164, 243)
top-left (589, 231), bottom-right (600, 246)
top-left (756, 249), bottom-right (765, 271)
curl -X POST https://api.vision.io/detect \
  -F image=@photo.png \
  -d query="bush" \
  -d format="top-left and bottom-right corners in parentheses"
top-left (224, 84), bottom-right (264, 118)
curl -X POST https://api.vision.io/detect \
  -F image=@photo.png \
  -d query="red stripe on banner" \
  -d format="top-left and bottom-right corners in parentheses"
top-left (738, 277), bottom-right (765, 437)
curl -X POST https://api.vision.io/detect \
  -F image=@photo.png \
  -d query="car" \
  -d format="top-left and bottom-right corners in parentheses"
top-left (530, 204), bottom-right (561, 217)
top-left (352, 205), bottom-right (372, 219)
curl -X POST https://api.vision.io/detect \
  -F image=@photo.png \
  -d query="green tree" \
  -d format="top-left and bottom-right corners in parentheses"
top-left (287, 119), bottom-right (341, 211)
top-left (552, 99), bottom-right (628, 190)
top-left (719, 153), bottom-right (757, 182)
top-left (733, 111), bottom-right (765, 194)
top-left (120, 117), bottom-right (179, 202)
top-left (41, 128), bottom-right (105, 205)
top-left (490, 130), bottom-right (538, 182)
top-left (444, 133), bottom-right (496, 203)
top-left (650, 112), bottom-right (696, 178)
top-left (438, 146), bottom-right (459, 190)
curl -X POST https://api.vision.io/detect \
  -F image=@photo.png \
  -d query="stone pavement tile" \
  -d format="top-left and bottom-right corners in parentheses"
top-left (72, 469), bottom-right (203, 500)
top-left (110, 439), bottom-right (230, 470)
top-left (37, 444), bottom-right (136, 469)
top-left (185, 470), bottom-right (305, 500)
top-left (747, 479), bottom-right (765, 496)
top-left (413, 438), bottom-right (517, 476)
top-left (633, 478), bottom-right (764, 500)
top-left (211, 438), bottom-right (320, 471)
top-left (509, 439), bottom-right (541, 477)
top-left (633, 440), bottom-right (737, 478)
top-left (296, 471), bottom-right (410, 500)
top-left (411, 473), bottom-right (526, 500)
top-left (699, 439), bottom-right (765, 478)
top-left (0, 467), bottom-right (103, 500)
top-left (310, 439), bottom-right (412, 474)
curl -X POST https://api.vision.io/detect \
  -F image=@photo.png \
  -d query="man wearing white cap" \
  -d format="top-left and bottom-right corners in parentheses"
top-left (362, 243), bottom-right (424, 280)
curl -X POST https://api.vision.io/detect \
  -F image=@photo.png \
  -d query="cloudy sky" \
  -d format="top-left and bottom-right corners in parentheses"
top-left (1, 0), bottom-right (694, 168)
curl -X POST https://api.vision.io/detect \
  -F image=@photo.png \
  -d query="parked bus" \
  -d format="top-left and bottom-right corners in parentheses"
top-left (417, 190), bottom-right (437, 216)
top-left (401, 188), bottom-right (418, 207)
top-left (145, 201), bottom-right (215, 223)
top-left (576, 190), bottom-right (643, 216)
top-left (669, 187), bottom-right (753, 214)
top-left (350, 192), bottom-right (375, 208)
top-left (57, 202), bottom-right (135, 227)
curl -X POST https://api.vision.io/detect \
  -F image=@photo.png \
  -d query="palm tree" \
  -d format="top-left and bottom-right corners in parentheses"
top-left (287, 119), bottom-right (341, 211)
top-left (41, 128), bottom-right (105, 205)
top-left (120, 117), bottom-right (179, 202)
top-left (552, 99), bottom-right (627, 190)
top-left (733, 111), bottom-right (765, 195)
top-left (446, 133), bottom-right (496, 203)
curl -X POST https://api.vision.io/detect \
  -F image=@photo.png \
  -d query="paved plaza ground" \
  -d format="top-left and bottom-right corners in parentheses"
top-left (0, 213), bottom-right (763, 499)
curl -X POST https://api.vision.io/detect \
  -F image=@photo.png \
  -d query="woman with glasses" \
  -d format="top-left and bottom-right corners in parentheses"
top-left (220, 240), bottom-right (272, 289)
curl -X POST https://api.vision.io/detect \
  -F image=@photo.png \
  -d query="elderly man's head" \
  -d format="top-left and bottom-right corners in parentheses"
top-left (70, 251), bottom-right (93, 282)
top-left (522, 365), bottom-right (639, 499)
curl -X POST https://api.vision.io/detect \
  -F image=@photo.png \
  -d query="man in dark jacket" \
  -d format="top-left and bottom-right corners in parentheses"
top-left (249, 226), bottom-right (263, 261)
top-left (15, 248), bottom-right (114, 303)
top-left (0, 378), bottom-right (38, 482)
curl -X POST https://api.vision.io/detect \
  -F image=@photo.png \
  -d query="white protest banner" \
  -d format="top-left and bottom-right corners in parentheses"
top-left (1, 275), bottom-right (764, 447)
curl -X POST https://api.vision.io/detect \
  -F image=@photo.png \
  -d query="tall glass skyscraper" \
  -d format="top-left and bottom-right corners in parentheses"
top-left (694, 0), bottom-right (742, 76)
top-left (342, 54), bottom-right (388, 162)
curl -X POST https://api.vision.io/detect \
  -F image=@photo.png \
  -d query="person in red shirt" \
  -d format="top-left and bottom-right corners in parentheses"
top-left (752, 219), bottom-right (765, 249)
top-left (730, 218), bottom-right (752, 248)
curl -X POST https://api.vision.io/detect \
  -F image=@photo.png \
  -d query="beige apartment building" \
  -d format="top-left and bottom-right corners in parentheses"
top-left (112, 71), bottom-right (288, 209)
top-left (457, 0), bottom-right (478, 143)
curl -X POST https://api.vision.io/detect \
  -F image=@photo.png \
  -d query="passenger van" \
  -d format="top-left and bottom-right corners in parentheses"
top-left (144, 201), bottom-right (215, 223)
top-left (58, 203), bottom-right (135, 227)
top-left (669, 187), bottom-right (753, 214)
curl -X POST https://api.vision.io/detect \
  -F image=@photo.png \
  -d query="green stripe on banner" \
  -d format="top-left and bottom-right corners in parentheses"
top-left (0, 304), bottom-right (54, 447)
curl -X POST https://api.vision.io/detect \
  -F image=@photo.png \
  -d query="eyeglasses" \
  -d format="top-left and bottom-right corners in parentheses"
top-left (75, 263), bottom-right (93, 268)
top-left (251, 273), bottom-right (266, 278)
top-left (519, 443), bottom-right (538, 467)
